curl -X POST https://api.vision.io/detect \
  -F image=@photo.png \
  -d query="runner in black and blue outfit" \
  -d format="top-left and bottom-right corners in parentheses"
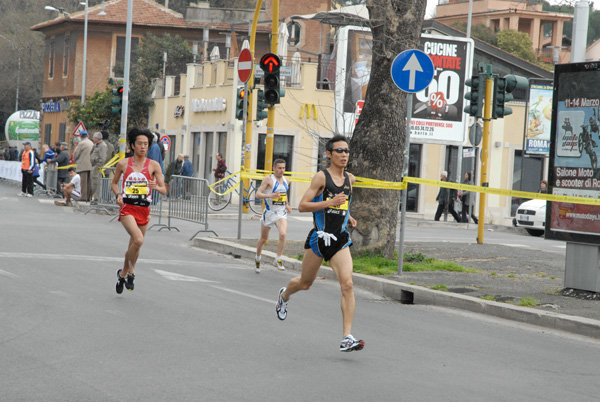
top-left (275, 135), bottom-right (365, 352)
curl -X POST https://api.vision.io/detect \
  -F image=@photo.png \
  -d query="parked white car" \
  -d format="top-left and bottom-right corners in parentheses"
top-left (515, 199), bottom-right (546, 236)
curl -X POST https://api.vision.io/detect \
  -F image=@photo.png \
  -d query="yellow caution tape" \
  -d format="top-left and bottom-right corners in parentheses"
top-left (234, 168), bottom-right (599, 206)
top-left (404, 177), bottom-right (600, 206)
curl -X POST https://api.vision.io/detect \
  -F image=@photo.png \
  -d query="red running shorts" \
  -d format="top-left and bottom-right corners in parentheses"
top-left (119, 203), bottom-right (151, 226)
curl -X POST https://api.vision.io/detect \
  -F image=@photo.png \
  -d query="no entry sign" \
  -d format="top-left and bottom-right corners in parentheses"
top-left (238, 49), bottom-right (253, 83)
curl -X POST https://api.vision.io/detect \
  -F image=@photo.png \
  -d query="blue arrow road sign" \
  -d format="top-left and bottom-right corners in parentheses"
top-left (390, 49), bottom-right (434, 93)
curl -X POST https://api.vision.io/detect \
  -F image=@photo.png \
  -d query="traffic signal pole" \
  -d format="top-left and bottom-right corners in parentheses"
top-left (477, 65), bottom-right (494, 244)
top-left (265, 0), bottom-right (279, 173)
top-left (242, 0), bottom-right (263, 213)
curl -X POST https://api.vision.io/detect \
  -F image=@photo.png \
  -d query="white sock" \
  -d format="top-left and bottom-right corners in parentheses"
top-left (276, 255), bottom-right (282, 260)
top-left (255, 255), bottom-right (261, 261)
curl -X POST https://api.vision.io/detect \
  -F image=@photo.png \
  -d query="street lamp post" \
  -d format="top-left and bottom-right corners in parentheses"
top-left (0, 34), bottom-right (20, 112)
top-left (81, 1), bottom-right (88, 104)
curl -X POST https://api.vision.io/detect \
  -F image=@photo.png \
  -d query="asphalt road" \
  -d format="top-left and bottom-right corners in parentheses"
top-left (2, 181), bottom-right (600, 401)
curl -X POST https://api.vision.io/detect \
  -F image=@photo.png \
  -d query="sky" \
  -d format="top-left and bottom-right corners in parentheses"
top-left (425, 0), bottom-right (600, 19)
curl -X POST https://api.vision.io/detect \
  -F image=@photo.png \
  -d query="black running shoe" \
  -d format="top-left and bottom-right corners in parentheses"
top-left (116, 269), bottom-right (125, 294)
top-left (125, 273), bottom-right (135, 291)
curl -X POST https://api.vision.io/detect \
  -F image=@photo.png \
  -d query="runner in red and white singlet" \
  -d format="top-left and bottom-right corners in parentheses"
top-left (111, 128), bottom-right (167, 295)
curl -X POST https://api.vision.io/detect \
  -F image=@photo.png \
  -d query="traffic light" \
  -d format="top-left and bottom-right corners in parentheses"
top-left (492, 74), bottom-right (529, 119)
top-left (112, 86), bottom-right (123, 115)
top-left (464, 75), bottom-right (484, 118)
top-left (256, 89), bottom-right (269, 121)
top-left (235, 87), bottom-right (247, 121)
top-left (260, 53), bottom-right (281, 104)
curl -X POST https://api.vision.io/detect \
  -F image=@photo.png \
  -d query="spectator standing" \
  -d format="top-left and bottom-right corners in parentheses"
top-left (3, 147), bottom-right (10, 160)
top-left (19, 142), bottom-right (35, 197)
top-left (12, 146), bottom-right (19, 161)
top-left (539, 180), bottom-right (548, 193)
top-left (434, 170), bottom-right (460, 222)
top-left (181, 155), bottom-right (193, 177)
top-left (49, 142), bottom-right (70, 195)
top-left (213, 152), bottom-right (227, 181)
top-left (171, 154), bottom-right (184, 176)
top-left (102, 130), bottom-right (116, 164)
top-left (72, 130), bottom-right (93, 201)
top-left (90, 132), bottom-right (108, 204)
top-left (147, 132), bottom-right (164, 174)
top-left (459, 171), bottom-right (478, 224)
top-left (41, 144), bottom-right (56, 163)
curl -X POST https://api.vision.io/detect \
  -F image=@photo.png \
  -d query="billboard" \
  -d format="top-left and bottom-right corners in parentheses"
top-left (331, 28), bottom-right (473, 145)
top-left (5, 110), bottom-right (40, 149)
top-left (525, 80), bottom-right (553, 155)
top-left (547, 62), bottom-right (600, 242)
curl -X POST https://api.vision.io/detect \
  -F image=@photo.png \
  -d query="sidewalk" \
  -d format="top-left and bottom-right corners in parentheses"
top-left (192, 224), bottom-right (600, 339)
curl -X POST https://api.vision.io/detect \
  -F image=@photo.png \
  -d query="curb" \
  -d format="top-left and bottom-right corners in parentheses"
top-left (193, 237), bottom-right (600, 339)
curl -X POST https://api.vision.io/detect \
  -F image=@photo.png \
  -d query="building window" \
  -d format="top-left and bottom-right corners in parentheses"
top-left (287, 22), bottom-right (301, 47)
top-left (59, 123), bottom-right (66, 143)
top-left (49, 38), bottom-right (55, 78)
top-left (114, 36), bottom-right (139, 77)
top-left (63, 34), bottom-right (70, 77)
top-left (44, 124), bottom-right (52, 144)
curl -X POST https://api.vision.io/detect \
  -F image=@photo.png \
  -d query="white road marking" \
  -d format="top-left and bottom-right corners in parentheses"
top-left (154, 269), bottom-right (218, 283)
top-left (209, 285), bottom-right (273, 304)
top-left (0, 269), bottom-right (20, 279)
top-left (499, 243), bottom-right (531, 249)
top-left (0, 251), bottom-right (241, 268)
top-left (49, 290), bottom-right (71, 297)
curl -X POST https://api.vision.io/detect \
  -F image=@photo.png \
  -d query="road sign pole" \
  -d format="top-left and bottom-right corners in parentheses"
top-left (398, 94), bottom-right (413, 274)
top-left (390, 49), bottom-right (434, 274)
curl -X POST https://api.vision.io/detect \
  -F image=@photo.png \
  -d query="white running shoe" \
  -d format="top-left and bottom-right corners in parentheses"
top-left (276, 287), bottom-right (288, 320)
top-left (18, 192), bottom-right (26, 197)
top-left (340, 334), bottom-right (365, 352)
top-left (26, 193), bottom-right (32, 198)
top-left (274, 258), bottom-right (285, 271)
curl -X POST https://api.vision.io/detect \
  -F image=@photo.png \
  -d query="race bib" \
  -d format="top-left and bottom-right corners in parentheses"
top-left (273, 193), bottom-right (287, 205)
top-left (327, 196), bottom-right (349, 211)
top-left (125, 181), bottom-right (149, 195)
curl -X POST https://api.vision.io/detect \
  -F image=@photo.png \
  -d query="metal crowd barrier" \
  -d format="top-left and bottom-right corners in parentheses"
top-left (165, 175), bottom-right (218, 240)
top-left (85, 167), bottom-right (119, 216)
top-left (34, 164), bottom-right (61, 198)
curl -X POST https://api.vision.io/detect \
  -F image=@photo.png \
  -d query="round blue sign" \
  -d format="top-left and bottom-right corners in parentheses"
top-left (390, 49), bottom-right (435, 93)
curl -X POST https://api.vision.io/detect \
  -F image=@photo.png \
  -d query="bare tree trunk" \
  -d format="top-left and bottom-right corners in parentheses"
top-left (349, 0), bottom-right (426, 258)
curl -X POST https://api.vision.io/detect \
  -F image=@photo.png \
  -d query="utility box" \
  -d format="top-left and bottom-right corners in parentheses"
top-left (565, 243), bottom-right (600, 292)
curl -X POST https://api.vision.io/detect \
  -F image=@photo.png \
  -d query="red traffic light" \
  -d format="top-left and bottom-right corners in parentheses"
top-left (259, 53), bottom-right (281, 73)
top-left (117, 86), bottom-right (124, 95)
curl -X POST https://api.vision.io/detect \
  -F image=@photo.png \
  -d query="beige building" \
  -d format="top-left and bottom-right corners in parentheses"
top-left (149, 59), bottom-right (334, 206)
top-left (434, 0), bottom-right (572, 63)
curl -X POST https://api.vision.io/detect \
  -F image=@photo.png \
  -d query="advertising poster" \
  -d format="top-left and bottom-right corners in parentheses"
top-left (333, 29), bottom-right (472, 144)
top-left (410, 35), bottom-right (472, 144)
top-left (525, 81), bottom-right (553, 155)
top-left (548, 63), bottom-right (600, 240)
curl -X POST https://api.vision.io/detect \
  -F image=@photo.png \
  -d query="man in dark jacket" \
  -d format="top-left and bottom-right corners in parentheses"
top-left (49, 142), bottom-right (71, 196)
top-left (434, 170), bottom-right (460, 222)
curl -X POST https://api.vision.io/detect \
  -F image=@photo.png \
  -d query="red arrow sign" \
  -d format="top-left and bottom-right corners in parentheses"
top-left (260, 53), bottom-right (281, 73)
top-left (238, 48), bottom-right (253, 83)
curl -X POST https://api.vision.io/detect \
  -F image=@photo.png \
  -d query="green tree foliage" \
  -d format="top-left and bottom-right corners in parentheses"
top-left (497, 29), bottom-right (537, 62)
top-left (451, 22), bottom-right (498, 46)
top-left (69, 87), bottom-right (118, 133)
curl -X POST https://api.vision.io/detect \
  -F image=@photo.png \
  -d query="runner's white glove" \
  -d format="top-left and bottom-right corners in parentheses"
top-left (317, 231), bottom-right (337, 247)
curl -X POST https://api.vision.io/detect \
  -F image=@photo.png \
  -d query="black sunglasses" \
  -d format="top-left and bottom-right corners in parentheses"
top-left (331, 148), bottom-right (350, 154)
